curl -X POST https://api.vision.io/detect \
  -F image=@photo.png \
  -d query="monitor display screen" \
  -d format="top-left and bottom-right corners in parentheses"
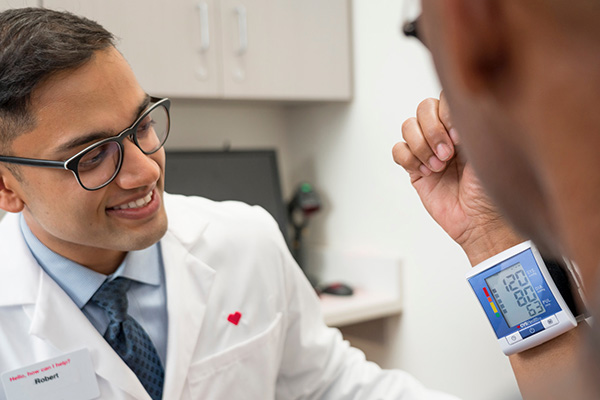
top-left (164, 150), bottom-right (289, 246)
top-left (485, 262), bottom-right (546, 327)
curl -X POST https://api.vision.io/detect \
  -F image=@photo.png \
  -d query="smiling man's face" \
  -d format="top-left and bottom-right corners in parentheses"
top-left (2, 47), bottom-right (168, 271)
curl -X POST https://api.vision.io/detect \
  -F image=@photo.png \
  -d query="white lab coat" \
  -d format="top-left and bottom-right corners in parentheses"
top-left (0, 193), bottom-right (458, 400)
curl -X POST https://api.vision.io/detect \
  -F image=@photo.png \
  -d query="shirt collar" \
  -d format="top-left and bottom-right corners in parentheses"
top-left (113, 242), bottom-right (162, 287)
top-left (19, 214), bottom-right (162, 309)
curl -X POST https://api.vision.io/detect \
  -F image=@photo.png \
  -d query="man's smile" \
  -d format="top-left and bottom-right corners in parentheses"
top-left (110, 191), bottom-right (153, 210)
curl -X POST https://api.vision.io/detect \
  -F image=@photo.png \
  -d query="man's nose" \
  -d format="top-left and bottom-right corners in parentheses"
top-left (113, 139), bottom-right (161, 190)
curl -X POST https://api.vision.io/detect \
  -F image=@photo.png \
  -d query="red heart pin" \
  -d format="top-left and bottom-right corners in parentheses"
top-left (227, 311), bottom-right (242, 325)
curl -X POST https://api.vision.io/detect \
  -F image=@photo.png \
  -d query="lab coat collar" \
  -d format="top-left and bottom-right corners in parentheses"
top-left (0, 213), bottom-right (40, 307)
top-left (160, 228), bottom-right (216, 400)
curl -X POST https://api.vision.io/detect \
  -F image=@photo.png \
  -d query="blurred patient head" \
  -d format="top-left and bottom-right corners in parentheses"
top-left (420, 0), bottom-right (600, 296)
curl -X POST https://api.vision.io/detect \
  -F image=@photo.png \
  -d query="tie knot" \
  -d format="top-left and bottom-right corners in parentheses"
top-left (91, 277), bottom-right (132, 323)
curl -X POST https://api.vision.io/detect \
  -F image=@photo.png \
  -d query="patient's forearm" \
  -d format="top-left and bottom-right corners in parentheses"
top-left (509, 323), bottom-right (599, 399)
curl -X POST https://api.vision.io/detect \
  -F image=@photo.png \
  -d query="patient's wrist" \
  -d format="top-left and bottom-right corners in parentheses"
top-left (459, 223), bottom-right (524, 266)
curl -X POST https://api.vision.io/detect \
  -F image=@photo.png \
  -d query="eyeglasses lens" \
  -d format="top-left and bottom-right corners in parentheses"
top-left (136, 104), bottom-right (170, 154)
top-left (77, 141), bottom-right (122, 190)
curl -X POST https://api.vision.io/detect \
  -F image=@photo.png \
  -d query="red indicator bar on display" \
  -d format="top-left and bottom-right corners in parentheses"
top-left (483, 287), bottom-right (490, 297)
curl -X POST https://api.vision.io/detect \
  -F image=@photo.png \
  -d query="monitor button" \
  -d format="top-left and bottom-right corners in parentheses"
top-left (520, 322), bottom-right (545, 339)
top-left (506, 332), bottom-right (523, 345)
top-left (542, 315), bottom-right (559, 329)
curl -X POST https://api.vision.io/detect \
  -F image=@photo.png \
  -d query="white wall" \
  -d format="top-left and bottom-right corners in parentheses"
top-left (283, 1), bottom-right (521, 399)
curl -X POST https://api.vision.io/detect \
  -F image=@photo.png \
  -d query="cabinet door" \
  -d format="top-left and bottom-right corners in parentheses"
top-left (219, 0), bottom-right (351, 100)
top-left (43, 0), bottom-right (222, 98)
top-left (0, 0), bottom-right (40, 11)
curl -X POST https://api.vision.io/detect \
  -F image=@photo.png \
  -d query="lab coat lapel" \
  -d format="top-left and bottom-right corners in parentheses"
top-left (0, 214), bottom-right (40, 308)
top-left (29, 267), bottom-right (152, 400)
top-left (161, 229), bottom-right (216, 400)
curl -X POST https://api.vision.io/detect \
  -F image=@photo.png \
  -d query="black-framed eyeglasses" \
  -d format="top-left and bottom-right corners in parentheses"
top-left (0, 97), bottom-right (171, 191)
top-left (402, 15), bottom-right (424, 46)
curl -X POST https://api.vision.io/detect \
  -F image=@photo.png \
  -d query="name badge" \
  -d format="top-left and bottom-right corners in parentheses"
top-left (1, 349), bottom-right (100, 400)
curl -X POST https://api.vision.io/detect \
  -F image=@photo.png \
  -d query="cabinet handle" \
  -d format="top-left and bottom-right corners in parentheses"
top-left (196, 2), bottom-right (210, 52)
top-left (235, 5), bottom-right (248, 55)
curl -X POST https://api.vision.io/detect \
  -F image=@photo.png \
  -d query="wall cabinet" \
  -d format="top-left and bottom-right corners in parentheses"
top-left (42, 0), bottom-right (352, 101)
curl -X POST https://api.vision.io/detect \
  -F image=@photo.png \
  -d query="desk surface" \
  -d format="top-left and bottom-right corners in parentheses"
top-left (320, 287), bottom-right (403, 327)
top-left (306, 248), bottom-right (403, 328)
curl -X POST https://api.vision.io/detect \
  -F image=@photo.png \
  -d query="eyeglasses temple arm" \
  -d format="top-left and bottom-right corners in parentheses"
top-left (0, 156), bottom-right (66, 169)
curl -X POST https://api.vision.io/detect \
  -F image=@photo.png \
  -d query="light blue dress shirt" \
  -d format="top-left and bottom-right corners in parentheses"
top-left (19, 215), bottom-right (169, 366)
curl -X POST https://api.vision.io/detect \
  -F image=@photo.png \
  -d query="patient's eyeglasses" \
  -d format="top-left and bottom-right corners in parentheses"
top-left (400, 0), bottom-right (424, 47)
top-left (0, 97), bottom-right (171, 191)
top-left (402, 15), bottom-right (423, 45)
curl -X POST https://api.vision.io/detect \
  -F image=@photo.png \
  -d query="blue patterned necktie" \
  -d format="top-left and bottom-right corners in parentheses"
top-left (91, 277), bottom-right (164, 400)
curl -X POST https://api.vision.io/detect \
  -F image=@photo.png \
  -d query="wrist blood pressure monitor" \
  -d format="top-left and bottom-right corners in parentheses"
top-left (466, 241), bottom-right (585, 355)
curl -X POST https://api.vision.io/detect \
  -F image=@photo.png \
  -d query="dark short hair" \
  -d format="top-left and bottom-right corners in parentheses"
top-left (0, 7), bottom-right (115, 152)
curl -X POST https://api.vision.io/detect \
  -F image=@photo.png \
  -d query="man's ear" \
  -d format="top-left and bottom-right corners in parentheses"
top-left (0, 171), bottom-right (25, 213)
top-left (436, 0), bottom-right (509, 96)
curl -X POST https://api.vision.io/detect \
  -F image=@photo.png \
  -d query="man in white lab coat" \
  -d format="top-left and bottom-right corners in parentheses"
top-left (0, 8), bottom-right (465, 400)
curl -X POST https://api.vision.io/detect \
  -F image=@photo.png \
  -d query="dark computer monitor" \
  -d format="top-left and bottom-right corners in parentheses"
top-left (164, 150), bottom-right (290, 246)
